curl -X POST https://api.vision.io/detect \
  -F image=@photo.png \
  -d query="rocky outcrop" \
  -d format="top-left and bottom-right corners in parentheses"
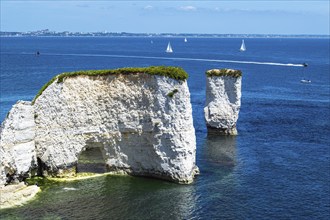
top-left (0, 67), bottom-right (198, 184)
top-left (0, 101), bottom-right (37, 185)
top-left (0, 182), bottom-right (40, 209)
top-left (204, 69), bottom-right (242, 135)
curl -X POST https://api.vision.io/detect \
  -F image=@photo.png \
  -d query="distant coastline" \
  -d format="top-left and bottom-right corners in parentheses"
top-left (1, 29), bottom-right (329, 38)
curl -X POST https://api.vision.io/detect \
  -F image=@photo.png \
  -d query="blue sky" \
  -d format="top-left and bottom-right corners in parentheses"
top-left (1, 1), bottom-right (329, 34)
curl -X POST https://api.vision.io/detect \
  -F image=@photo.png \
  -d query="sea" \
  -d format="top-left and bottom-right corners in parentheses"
top-left (0, 37), bottom-right (329, 219)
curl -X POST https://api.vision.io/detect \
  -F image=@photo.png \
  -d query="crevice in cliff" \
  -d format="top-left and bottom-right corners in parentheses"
top-left (37, 157), bottom-right (47, 177)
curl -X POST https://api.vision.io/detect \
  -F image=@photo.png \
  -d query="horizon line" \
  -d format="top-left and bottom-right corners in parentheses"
top-left (1, 31), bottom-right (329, 37)
top-left (1, 30), bottom-right (329, 36)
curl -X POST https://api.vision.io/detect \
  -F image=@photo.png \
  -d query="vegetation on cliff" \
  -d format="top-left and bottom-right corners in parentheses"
top-left (32, 66), bottom-right (188, 104)
top-left (167, 89), bottom-right (179, 98)
top-left (206, 69), bottom-right (242, 78)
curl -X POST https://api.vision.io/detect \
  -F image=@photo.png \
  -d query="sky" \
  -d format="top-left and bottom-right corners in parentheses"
top-left (1, 0), bottom-right (329, 35)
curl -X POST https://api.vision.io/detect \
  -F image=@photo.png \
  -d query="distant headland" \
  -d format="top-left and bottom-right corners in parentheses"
top-left (1, 29), bottom-right (329, 38)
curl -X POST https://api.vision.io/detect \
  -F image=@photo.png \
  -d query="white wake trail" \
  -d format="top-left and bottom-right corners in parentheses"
top-left (25, 52), bottom-right (306, 67)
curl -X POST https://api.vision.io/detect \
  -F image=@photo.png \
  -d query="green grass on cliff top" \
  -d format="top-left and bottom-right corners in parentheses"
top-left (32, 66), bottom-right (188, 104)
top-left (206, 69), bottom-right (242, 78)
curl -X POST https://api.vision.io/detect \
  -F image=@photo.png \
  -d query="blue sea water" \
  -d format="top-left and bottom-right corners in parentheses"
top-left (0, 37), bottom-right (329, 219)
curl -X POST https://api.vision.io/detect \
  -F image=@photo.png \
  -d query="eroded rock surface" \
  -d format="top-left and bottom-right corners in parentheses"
top-left (1, 68), bottom-right (199, 187)
top-left (32, 73), bottom-right (198, 183)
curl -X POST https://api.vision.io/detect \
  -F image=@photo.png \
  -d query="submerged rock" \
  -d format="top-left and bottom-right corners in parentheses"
top-left (204, 69), bottom-right (242, 135)
top-left (0, 182), bottom-right (40, 209)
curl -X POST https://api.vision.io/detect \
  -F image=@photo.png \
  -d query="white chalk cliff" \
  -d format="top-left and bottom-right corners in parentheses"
top-left (204, 69), bottom-right (242, 135)
top-left (0, 68), bottom-right (198, 185)
top-left (0, 101), bottom-right (37, 185)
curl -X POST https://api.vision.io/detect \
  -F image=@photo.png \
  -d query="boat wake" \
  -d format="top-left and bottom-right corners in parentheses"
top-left (19, 52), bottom-right (306, 67)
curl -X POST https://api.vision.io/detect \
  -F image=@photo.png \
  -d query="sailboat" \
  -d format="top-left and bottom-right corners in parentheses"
top-left (166, 42), bottom-right (173, 53)
top-left (184, 37), bottom-right (187, 43)
top-left (239, 40), bottom-right (246, 52)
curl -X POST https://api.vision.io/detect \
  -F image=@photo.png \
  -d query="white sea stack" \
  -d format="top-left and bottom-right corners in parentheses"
top-left (204, 69), bottom-right (242, 135)
top-left (31, 69), bottom-right (198, 183)
top-left (0, 101), bottom-right (37, 185)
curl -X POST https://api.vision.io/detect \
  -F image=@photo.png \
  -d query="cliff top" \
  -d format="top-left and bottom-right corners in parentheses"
top-left (32, 66), bottom-right (188, 104)
top-left (206, 69), bottom-right (242, 78)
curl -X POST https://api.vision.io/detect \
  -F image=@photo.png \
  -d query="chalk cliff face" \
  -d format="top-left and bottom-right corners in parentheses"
top-left (0, 101), bottom-right (37, 185)
top-left (32, 73), bottom-right (197, 183)
top-left (204, 69), bottom-right (242, 135)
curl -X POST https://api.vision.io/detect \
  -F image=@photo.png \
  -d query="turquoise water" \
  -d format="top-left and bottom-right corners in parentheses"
top-left (0, 37), bottom-right (329, 219)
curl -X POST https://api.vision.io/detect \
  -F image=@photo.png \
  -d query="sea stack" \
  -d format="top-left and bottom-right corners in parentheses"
top-left (0, 66), bottom-right (198, 185)
top-left (204, 69), bottom-right (242, 135)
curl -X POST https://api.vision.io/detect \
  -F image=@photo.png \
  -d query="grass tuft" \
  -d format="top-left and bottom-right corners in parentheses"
top-left (32, 76), bottom-right (58, 104)
top-left (167, 89), bottom-right (179, 98)
top-left (32, 66), bottom-right (188, 104)
top-left (206, 69), bottom-right (242, 78)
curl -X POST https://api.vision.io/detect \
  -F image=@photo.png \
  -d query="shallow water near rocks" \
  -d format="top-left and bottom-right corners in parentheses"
top-left (0, 37), bottom-right (329, 219)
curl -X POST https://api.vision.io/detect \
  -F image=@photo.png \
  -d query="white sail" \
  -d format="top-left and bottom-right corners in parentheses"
top-left (166, 42), bottom-right (173, 53)
top-left (240, 40), bottom-right (246, 52)
top-left (184, 37), bottom-right (187, 42)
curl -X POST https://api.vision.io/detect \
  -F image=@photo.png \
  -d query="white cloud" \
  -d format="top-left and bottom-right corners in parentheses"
top-left (179, 6), bottom-right (197, 11)
top-left (144, 5), bottom-right (153, 10)
top-left (76, 4), bottom-right (89, 8)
